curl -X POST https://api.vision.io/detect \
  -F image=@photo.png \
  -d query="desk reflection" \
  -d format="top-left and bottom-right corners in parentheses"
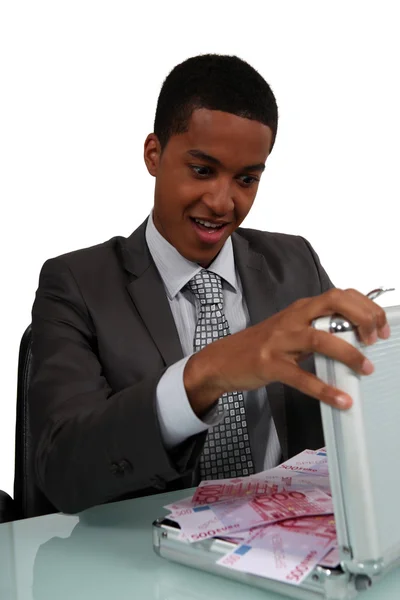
top-left (31, 500), bottom-right (269, 600)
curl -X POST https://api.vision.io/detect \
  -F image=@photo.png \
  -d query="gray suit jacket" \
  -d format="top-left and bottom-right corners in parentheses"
top-left (30, 219), bottom-right (333, 513)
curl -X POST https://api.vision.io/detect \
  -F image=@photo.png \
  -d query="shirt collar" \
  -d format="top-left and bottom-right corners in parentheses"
top-left (145, 212), bottom-right (238, 299)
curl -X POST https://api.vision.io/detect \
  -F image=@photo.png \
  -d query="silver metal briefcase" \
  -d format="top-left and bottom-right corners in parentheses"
top-left (153, 304), bottom-right (400, 599)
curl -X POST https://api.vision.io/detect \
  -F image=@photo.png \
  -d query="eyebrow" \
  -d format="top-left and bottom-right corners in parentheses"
top-left (186, 149), bottom-right (265, 172)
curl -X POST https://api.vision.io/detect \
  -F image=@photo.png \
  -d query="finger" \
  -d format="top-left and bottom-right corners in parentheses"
top-left (344, 288), bottom-right (390, 342)
top-left (277, 361), bottom-right (353, 410)
top-left (302, 288), bottom-right (389, 345)
top-left (285, 328), bottom-right (374, 377)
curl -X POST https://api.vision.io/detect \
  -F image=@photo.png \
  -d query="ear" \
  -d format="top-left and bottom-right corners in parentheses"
top-left (143, 133), bottom-right (162, 177)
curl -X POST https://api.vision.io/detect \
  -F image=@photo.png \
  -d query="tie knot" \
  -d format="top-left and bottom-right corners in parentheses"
top-left (188, 270), bottom-right (223, 306)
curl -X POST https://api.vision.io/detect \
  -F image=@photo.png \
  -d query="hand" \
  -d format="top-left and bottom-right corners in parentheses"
top-left (184, 288), bottom-right (390, 415)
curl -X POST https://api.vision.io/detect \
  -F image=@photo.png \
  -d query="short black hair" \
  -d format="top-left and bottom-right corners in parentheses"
top-left (154, 54), bottom-right (278, 152)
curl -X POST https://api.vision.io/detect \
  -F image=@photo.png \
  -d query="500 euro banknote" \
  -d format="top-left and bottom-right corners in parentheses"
top-left (165, 488), bottom-right (333, 543)
top-left (217, 514), bottom-right (336, 585)
top-left (277, 449), bottom-right (329, 477)
top-left (192, 450), bottom-right (330, 506)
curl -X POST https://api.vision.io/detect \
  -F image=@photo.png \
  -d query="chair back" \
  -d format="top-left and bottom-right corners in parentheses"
top-left (0, 490), bottom-right (14, 523)
top-left (14, 326), bottom-right (56, 518)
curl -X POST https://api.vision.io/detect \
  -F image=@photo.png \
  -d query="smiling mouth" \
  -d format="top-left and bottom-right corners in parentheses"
top-left (190, 217), bottom-right (229, 230)
top-left (189, 216), bottom-right (231, 246)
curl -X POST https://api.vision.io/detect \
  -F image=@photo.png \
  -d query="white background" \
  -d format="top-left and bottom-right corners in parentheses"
top-left (0, 1), bottom-right (399, 497)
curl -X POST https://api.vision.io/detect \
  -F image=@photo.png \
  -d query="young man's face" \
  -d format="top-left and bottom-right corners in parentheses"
top-left (144, 108), bottom-right (273, 267)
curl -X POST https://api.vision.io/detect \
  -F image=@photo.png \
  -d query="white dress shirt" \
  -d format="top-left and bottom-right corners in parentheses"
top-left (146, 213), bottom-right (281, 472)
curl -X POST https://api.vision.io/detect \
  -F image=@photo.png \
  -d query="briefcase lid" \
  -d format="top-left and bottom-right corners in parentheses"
top-left (313, 305), bottom-right (400, 578)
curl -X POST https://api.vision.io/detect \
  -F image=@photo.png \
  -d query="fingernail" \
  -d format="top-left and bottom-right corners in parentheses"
top-left (379, 324), bottom-right (391, 339)
top-left (334, 394), bottom-right (352, 409)
top-left (367, 331), bottom-right (378, 345)
top-left (362, 358), bottom-right (374, 375)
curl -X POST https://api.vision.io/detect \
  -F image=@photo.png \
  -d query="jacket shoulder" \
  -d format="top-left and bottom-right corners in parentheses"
top-left (50, 236), bottom-right (123, 262)
top-left (235, 226), bottom-right (310, 258)
top-left (42, 219), bottom-right (148, 278)
top-left (234, 226), bottom-right (332, 294)
top-left (41, 236), bottom-right (128, 275)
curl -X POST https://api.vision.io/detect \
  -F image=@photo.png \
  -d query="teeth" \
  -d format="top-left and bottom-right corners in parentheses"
top-left (194, 218), bottom-right (222, 229)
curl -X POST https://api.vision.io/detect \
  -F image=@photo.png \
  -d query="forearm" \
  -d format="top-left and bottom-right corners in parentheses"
top-left (183, 338), bottom-right (234, 416)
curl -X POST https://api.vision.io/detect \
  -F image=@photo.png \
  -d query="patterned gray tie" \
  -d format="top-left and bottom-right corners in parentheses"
top-left (188, 269), bottom-right (255, 480)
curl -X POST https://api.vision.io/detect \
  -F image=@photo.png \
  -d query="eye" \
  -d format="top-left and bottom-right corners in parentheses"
top-left (237, 174), bottom-right (259, 187)
top-left (190, 165), bottom-right (213, 177)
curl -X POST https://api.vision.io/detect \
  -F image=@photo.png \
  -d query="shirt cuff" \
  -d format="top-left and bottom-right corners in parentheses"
top-left (156, 356), bottom-right (222, 450)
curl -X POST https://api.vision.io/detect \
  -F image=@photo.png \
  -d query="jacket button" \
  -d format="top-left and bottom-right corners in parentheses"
top-left (110, 460), bottom-right (133, 477)
top-left (151, 476), bottom-right (166, 490)
top-left (119, 459), bottom-right (133, 473)
top-left (110, 462), bottom-right (122, 476)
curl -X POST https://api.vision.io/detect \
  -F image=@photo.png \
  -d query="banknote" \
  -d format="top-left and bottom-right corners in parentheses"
top-left (217, 515), bottom-right (336, 584)
top-left (166, 502), bottom-right (244, 542)
top-left (163, 448), bottom-right (339, 585)
top-left (164, 496), bottom-right (195, 514)
top-left (277, 514), bottom-right (336, 542)
top-left (166, 488), bottom-right (333, 543)
top-left (278, 449), bottom-right (329, 477)
top-left (212, 489), bottom-right (333, 533)
top-left (192, 450), bottom-right (331, 505)
top-left (272, 449), bottom-right (330, 493)
top-left (319, 546), bottom-right (340, 568)
top-left (192, 472), bottom-right (331, 505)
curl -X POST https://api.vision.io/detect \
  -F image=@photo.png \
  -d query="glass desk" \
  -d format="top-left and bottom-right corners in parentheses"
top-left (0, 488), bottom-right (399, 600)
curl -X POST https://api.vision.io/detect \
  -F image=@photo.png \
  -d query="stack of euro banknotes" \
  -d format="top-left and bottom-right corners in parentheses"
top-left (164, 449), bottom-right (340, 586)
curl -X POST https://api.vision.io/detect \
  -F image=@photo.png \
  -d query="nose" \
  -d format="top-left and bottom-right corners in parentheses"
top-left (201, 180), bottom-right (235, 216)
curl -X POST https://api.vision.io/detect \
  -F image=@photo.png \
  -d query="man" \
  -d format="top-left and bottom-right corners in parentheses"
top-left (30, 54), bottom-right (388, 514)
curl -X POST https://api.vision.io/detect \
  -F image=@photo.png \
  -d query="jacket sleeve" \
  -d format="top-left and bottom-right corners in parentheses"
top-left (30, 258), bottom-right (205, 514)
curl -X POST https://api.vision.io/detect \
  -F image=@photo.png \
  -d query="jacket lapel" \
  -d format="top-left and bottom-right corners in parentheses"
top-left (232, 231), bottom-right (289, 459)
top-left (119, 220), bottom-right (183, 367)
top-left (232, 232), bottom-right (282, 324)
